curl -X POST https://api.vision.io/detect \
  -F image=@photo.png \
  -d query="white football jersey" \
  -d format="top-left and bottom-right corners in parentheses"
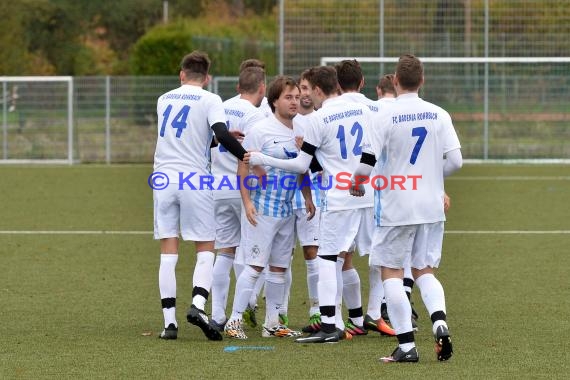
top-left (211, 97), bottom-right (266, 200)
top-left (340, 92), bottom-right (379, 113)
top-left (243, 114), bottom-right (299, 218)
top-left (154, 84), bottom-right (226, 183)
top-left (292, 113), bottom-right (322, 209)
top-left (364, 93), bottom-right (461, 226)
top-left (303, 97), bottom-right (375, 211)
top-left (377, 96), bottom-right (396, 111)
top-left (230, 94), bottom-right (271, 118)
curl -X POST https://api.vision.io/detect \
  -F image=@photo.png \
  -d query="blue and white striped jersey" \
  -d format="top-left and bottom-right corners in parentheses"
top-left (243, 114), bottom-right (299, 218)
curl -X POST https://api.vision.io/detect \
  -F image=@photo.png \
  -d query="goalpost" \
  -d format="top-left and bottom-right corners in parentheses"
top-left (1, 76), bottom-right (74, 164)
top-left (320, 57), bottom-right (570, 163)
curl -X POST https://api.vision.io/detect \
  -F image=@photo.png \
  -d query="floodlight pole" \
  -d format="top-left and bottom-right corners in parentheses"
top-left (483, 0), bottom-right (489, 160)
top-left (163, 1), bottom-right (169, 24)
top-left (2, 82), bottom-right (7, 160)
top-left (278, 0), bottom-right (284, 75)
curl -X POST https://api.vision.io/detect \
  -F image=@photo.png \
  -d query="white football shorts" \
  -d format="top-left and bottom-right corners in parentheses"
top-left (240, 214), bottom-right (295, 268)
top-left (294, 208), bottom-right (320, 247)
top-left (369, 222), bottom-right (444, 270)
top-left (153, 185), bottom-right (216, 241)
top-left (318, 207), bottom-right (373, 257)
top-left (214, 198), bottom-right (242, 249)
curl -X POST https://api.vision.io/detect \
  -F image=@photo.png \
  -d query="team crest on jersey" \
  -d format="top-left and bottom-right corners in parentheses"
top-left (250, 245), bottom-right (261, 258)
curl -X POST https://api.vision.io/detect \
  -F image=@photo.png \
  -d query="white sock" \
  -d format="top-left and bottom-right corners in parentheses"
top-left (233, 246), bottom-right (244, 279)
top-left (279, 263), bottom-right (292, 315)
top-left (400, 342), bottom-right (416, 352)
top-left (211, 253), bottom-right (233, 324)
top-left (335, 257), bottom-right (345, 330)
top-left (249, 270), bottom-right (265, 308)
top-left (383, 278), bottom-right (413, 335)
top-left (159, 254), bottom-right (178, 328)
top-left (192, 251), bottom-right (215, 310)
top-left (343, 268), bottom-right (363, 326)
top-left (317, 257), bottom-right (336, 326)
top-left (265, 271), bottom-right (286, 327)
top-left (367, 265), bottom-right (383, 320)
top-left (305, 258), bottom-right (319, 315)
top-left (415, 273), bottom-right (447, 334)
top-left (229, 265), bottom-right (260, 321)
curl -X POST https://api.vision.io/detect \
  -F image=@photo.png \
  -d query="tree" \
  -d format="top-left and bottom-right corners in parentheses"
top-left (0, 1), bottom-right (29, 74)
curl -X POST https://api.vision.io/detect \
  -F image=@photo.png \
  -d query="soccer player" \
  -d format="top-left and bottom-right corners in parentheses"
top-left (374, 72), bottom-right (408, 331)
top-left (350, 54), bottom-right (462, 362)
top-left (228, 59), bottom-right (270, 325)
top-left (210, 66), bottom-right (267, 331)
top-left (154, 51), bottom-right (248, 340)
top-left (224, 76), bottom-right (310, 339)
top-left (290, 70), bottom-right (322, 333)
top-left (229, 58), bottom-right (272, 117)
top-left (246, 66), bottom-right (377, 343)
top-left (376, 73), bottom-right (397, 102)
top-left (335, 59), bottom-right (394, 337)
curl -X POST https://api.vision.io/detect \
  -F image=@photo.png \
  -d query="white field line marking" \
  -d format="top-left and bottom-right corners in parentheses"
top-left (444, 230), bottom-right (570, 234)
top-left (0, 230), bottom-right (569, 235)
top-left (0, 230), bottom-right (152, 235)
top-left (447, 176), bottom-right (570, 180)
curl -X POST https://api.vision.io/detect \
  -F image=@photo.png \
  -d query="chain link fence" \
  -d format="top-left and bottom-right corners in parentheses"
top-left (1, 0), bottom-right (569, 163)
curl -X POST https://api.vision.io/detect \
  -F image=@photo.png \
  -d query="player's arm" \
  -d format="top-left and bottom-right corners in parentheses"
top-left (237, 159), bottom-right (258, 226)
top-left (245, 141), bottom-right (315, 174)
top-left (443, 148), bottom-right (462, 177)
top-left (309, 156), bottom-right (323, 173)
top-left (211, 122), bottom-right (247, 160)
top-left (211, 130), bottom-right (245, 148)
top-left (349, 152), bottom-right (376, 197)
top-left (298, 173), bottom-right (316, 221)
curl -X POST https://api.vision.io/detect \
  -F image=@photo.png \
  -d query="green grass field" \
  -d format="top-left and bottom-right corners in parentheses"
top-left (1, 164), bottom-right (569, 379)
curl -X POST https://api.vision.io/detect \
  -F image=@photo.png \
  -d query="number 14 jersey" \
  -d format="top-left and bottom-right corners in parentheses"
top-left (154, 84), bottom-right (226, 182)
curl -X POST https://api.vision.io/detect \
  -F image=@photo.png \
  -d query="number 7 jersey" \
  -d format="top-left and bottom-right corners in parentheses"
top-left (154, 84), bottom-right (227, 182)
top-left (303, 97), bottom-right (375, 211)
top-left (364, 93), bottom-right (461, 226)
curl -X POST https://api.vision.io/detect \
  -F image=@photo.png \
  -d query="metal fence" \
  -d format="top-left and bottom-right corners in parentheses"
top-left (1, 0), bottom-right (569, 163)
top-left (280, 0), bottom-right (570, 75)
top-left (1, 67), bottom-right (569, 164)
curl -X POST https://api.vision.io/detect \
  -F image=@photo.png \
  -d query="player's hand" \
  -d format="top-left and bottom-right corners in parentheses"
top-left (443, 192), bottom-right (451, 212)
top-left (244, 201), bottom-right (258, 226)
top-left (305, 199), bottom-right (316, 221)
top-left (349, 177), bottom-right (366, 197)
top-left (295, 136), bottom-right (304, 150)
top-left (349, 184), bottom-right (365, 197)
top-left (230, 130), bottom-right (245, 143)
top-left (247, 151), bottom-right (265, 166)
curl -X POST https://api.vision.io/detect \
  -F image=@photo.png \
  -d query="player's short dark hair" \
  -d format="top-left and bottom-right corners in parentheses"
top-left (180, 51), bottom-right (210, 81)
top-left (267, 76), bottom-right (299, 113)
top-left (377, 74), bottom-right (396, 95)
top-left (335, 59), bottom-right (363, 92)
top-left (238, 67), bottom-right (265, 94)
top-left (306, 66), bottom-right (338, 96)
top-left (396, 54), bottom-right (423, 91)
top-left (239, 59), bottom-right (265, 73)
top-left (298, 69), bottom-right (311, 84)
